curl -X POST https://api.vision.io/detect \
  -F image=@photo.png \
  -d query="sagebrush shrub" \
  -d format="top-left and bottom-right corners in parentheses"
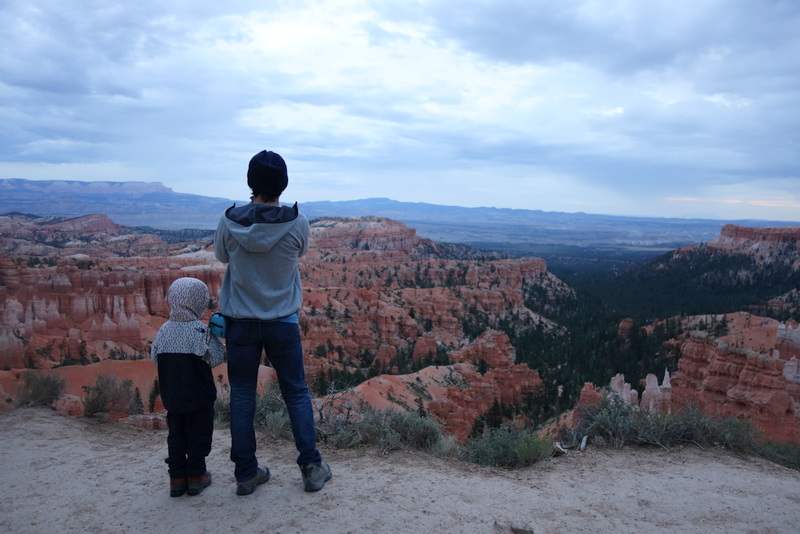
top-left (711, 416), bottom-right (760, 453)
top-left (517, 433), bottom-right (554, 466)
top-left (213, 380), bottom-right (230, 428)
top-left (16, 371), bottom-right (65, 406)
top-left (253, 383), bottom-right (292, 438)
top-left (242, 385), bottom-right (451, 455)
top-left (82, 375), bottom-right (136, 417)
top-left (317, 407), bottom-right (449, 453)
top-left (460, 427), bottom-right (524, 468)
top-left (459, 427), bottom-right (553, 468)
top-left (214, 396), bottom-right (230, 427)
top-left (758, 441), bottom-right (800, 470)
top-left (567, 394), bottom-right (767, 453)
top-left (388, 410), bottom-right (443, 450)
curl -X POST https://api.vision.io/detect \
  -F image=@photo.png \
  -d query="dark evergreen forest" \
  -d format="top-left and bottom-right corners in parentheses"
top-left (506, 246), bottom-right (800, 424)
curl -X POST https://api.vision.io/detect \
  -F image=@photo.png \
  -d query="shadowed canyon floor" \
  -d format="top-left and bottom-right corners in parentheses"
top-left (1, 408), bottom-right (798, 534)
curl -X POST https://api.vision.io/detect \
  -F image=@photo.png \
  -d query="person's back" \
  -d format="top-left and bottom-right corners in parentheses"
top-left (214, 150), bottom-right (331, 496)
top-left (215, 201), bottom-right (309, 320)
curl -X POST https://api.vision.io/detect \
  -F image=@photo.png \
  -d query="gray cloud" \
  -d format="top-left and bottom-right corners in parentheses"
top-left (420, 1), bottom-right (800, 78)
top-left (0, 0), bottom-right (798, 220)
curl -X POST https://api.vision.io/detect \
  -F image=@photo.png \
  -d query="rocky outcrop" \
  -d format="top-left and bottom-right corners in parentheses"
top-left (0, 213), bottom-right (174, 258)
top-left (710, 224), bottom-right (800, 249)
top-left (617, 318), bottom-right (635, 338)
top-left (324, 330), bottom-right (544, 441)
top-left (1, 214), bottom-right (565, 438)
top-left (587, 370), bottom-right (673, 412)
top-left (671, 332), bottom-right (799, 444)
top-left (296, 218), bottom-right (569, 390)
top-left (121, 414), bottom-right (169, 431)
top-left (0, 254), bottom-right (223, 367)
top-left (309, 217), bottom-right (419, 254)
top-left (575, 313), bottom-right (800, 445)
top-left (5, 213), bottom-right (799, 445)
top-left (641, 370), bottom-right (672, 412)
top-left (52, 395), bottom-right (85, 417)
top-left (46, 213), bottom-right (123, 234)
top-left (705, 224), bottom-right (800, 268)
top-left (776, 322), bottom-right (800, 359)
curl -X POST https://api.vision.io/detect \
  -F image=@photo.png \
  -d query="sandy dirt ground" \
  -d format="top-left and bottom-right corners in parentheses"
top-left (1, 408), bottom-right (799, 534)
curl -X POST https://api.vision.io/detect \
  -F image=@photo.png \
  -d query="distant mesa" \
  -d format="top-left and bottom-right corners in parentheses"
top-left (0, 178), bottom-right (175, 194)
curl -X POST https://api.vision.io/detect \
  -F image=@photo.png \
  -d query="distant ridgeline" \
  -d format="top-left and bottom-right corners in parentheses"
top-left (1, 179), bottom-right (798, 254)
top-left (0, 178), bottom-right (237, 230)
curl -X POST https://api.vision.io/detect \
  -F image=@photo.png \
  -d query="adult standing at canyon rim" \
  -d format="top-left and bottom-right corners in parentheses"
top-left (214, 150), bottom-right (332, 495)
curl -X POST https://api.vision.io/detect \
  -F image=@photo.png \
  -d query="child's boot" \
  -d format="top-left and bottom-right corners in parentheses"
top-left (170, 477), bottom-right (188, 497)
top-left (187, 471), bottom-right (212, 496)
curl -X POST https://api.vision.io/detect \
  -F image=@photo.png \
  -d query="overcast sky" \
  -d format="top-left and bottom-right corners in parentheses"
top-left (1, 0), bottom-right (799, 221)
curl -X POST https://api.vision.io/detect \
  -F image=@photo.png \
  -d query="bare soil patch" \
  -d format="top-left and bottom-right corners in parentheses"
top-left (1, 408), bottom-right (798, 533)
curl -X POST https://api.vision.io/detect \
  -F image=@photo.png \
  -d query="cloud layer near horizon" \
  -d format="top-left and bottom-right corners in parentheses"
top-left (1, 0), bottom-right (798, 221)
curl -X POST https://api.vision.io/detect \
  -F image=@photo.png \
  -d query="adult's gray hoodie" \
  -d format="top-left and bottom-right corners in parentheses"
top-left (214, 202), bottom-right (309, 320)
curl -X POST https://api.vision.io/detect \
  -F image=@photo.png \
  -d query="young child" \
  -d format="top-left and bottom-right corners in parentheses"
top-left (150, 277), bottom-right (225, 497)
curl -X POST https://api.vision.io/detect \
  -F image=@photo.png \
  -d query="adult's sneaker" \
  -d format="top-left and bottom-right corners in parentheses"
top-left (236, 465), bottom-right (271, 496)
top-left (300, 461), bottom-right (332, 492)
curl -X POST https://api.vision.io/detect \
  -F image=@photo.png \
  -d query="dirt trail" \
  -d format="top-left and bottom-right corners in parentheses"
top-left (1, 408), bottom-right (799, 534)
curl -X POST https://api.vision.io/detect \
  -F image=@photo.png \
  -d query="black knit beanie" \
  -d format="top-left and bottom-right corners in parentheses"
top-left (247, 150), bottom-right (288, 198)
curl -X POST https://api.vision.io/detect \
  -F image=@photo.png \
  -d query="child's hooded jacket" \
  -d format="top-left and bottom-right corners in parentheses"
top-left (150, 277), bottom-right (224, 413)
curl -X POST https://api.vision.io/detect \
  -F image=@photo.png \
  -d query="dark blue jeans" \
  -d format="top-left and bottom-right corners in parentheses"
top-left (227, 318), bottom-right (321, 482)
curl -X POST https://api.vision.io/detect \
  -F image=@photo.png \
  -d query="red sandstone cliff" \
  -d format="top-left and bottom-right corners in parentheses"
top-left (7, 213), bottom-right (798, 445)
top-left (669, 314), bottom-right (800, 444)
top-left (575, 312), bottom-right (800, 445)
top-left (1, 214), bottom-right (564, 435)
top-left (676, 223), bottom-right (800, 269)
top-left (294, 218), bottom-right (570, 387)
top-left (709, 224), bottom-right (800, 252)
top-left (324, 329), bottom-right (543, 441)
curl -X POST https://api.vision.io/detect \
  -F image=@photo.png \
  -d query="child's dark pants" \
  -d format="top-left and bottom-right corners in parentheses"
top-left (166, 405), bottom-right (215, 477)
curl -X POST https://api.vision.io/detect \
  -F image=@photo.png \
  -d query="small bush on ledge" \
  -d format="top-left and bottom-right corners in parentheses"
top-left (560, 393), bottom-right (800, 471)
top-left (561, 394), bottom-right (760, 452)
top-left (16, 371), bottom-right (65, 407)
top-left (216, 384), bottom-right (556, 467)
top-left (460, 427), bottom-right (553, 468)
top-left (82, 375), bottom-right (137, 417)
